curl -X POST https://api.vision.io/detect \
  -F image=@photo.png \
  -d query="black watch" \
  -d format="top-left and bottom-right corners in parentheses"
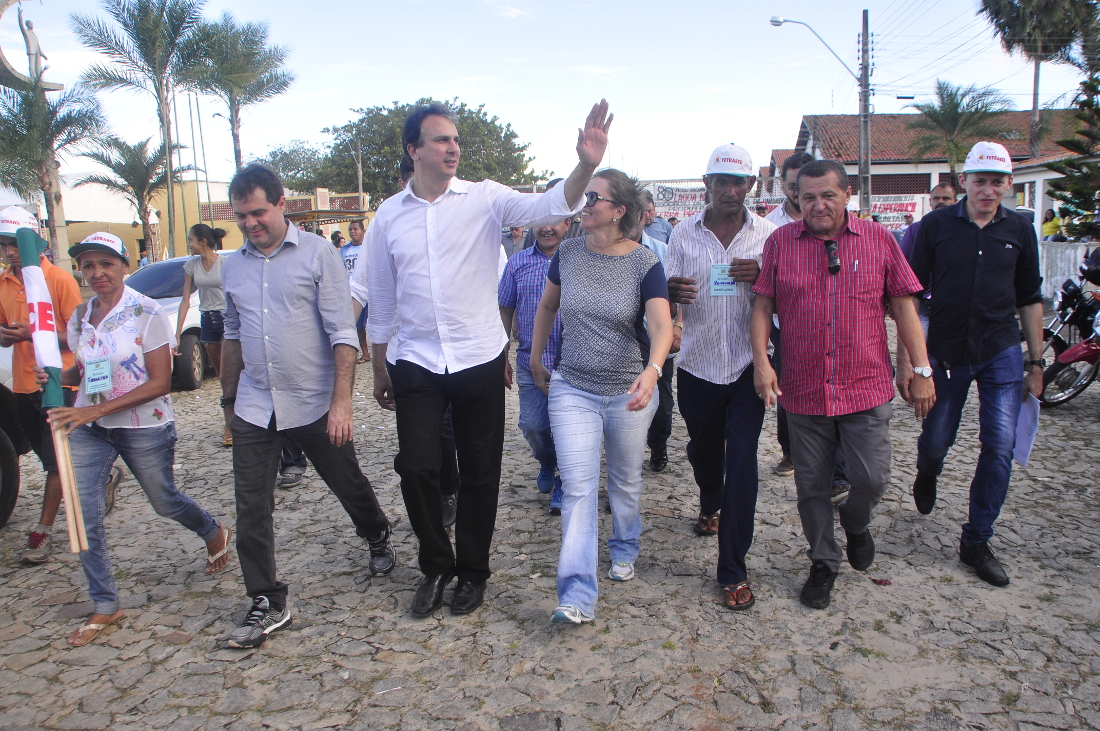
top-left (1025, 359), bottom-right (1045, 369)
top-left (220, 397), bottom-right (236, 408)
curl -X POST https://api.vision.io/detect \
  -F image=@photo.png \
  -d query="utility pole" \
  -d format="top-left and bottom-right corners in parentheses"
top-left (858, 8), bottom-right (872, 214)
top-left (354, 138), bottom-right (364, 210)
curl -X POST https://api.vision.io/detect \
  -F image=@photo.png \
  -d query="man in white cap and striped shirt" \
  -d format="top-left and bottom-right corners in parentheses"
top-left (664, 144), bottom-right (776, 611)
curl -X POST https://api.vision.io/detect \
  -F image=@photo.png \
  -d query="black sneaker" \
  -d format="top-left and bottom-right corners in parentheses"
top-left (226, 596), bottom-right (292, 648)
top-left (649, 445), bottom-right (668, 472)
top-left (800, 560), bottom-right (838, 609)
top-left (845, 530), bottom-right (875, 571)
top-left (277, 472), bottom-right (303, 489)
top-left (366, 525), bottom-right (396, 575)
top-left (959, 541), bottom-right (1009, 587)
top-left (441, 494), bottom-right (457, 528)
top-left (912, 471), bottom-right (937, 514)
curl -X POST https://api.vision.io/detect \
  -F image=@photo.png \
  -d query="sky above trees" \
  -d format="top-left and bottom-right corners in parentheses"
top-left (0, 0), bottom-right (1088, 185)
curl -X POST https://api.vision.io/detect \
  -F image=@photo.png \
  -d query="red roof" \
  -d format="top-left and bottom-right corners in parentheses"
top-left (770, 149), bottom-right (797, 172)
top-left (795, 110), bottom-right (1079, 164)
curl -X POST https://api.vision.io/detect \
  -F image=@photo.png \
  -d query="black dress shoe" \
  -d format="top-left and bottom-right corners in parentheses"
top-left (845, 530), bottom-right (875, 571)
top-left (450, 579), bottom-right (486, 615)
top-left (409, 571), bottom-right (454, 618)
top-left (649, 445), bottom-right (668, 472)
top-left (441, 494), bottom-right (457, 528)
top-left (913, 471), bottom-right (937, 514)
top-left (800, 560), bottom-right (838, 610)
top-left (959, 541), bottom-right (1009, 587)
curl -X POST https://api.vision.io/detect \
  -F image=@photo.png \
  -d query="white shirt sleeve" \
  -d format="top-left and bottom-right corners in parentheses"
top-left (489, 180), bottom-right (580, 229)
top-left (366, 213), bottom-right (398, 345)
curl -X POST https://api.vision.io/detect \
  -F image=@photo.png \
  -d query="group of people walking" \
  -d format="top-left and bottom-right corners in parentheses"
top-left (0, 97), bottom-right (1043, 646)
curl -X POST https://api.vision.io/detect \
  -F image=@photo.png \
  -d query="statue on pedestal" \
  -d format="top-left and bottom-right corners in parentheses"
top-left (18, 6), bottom-right (47, 78)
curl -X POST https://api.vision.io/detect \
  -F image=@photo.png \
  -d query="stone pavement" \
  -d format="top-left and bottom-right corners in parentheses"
top-left (2, 347), bottom-right (1099, 731)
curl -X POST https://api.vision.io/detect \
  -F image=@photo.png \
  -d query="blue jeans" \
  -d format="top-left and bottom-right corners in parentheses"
top-left (70, 422), bottom-right (221, 615)
top-left (549, 374), bottom-right (657, 616)
top-left (516, 365), bottom-right (556, 469)
top-left (916, 345), bottom-right (1024, 546)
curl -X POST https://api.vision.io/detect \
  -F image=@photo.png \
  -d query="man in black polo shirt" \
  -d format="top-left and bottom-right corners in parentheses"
top-left (898, 141), bottom-right (1044, 587)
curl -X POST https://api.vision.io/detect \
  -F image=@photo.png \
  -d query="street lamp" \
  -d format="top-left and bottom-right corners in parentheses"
top-left (771, 12), bottom-right (872, 213)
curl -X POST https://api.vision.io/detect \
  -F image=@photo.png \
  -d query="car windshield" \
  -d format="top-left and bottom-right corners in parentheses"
top-left (125, 259), bottom-right (186, 299)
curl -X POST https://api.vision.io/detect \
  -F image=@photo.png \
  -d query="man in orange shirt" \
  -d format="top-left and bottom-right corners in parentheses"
top-left (0, 207), bottom-right (85, 564)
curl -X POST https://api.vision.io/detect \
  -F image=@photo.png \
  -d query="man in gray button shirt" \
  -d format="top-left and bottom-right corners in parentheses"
top-left (219, 165), bottom-right (394, 649)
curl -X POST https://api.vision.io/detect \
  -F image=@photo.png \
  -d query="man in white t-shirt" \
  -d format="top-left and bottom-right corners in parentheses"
top-left (341, 219), bottom-right (370, 362)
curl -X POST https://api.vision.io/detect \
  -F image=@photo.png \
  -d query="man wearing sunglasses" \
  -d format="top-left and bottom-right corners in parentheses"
top-left (750, 159), bottom-right (934, 610)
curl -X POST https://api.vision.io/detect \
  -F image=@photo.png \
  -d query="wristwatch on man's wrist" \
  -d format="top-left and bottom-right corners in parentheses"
top-left (220, 396), bottom-right (236, 408)
top-left (648, 362), bottom-right (663, 378)
top-left (1025, 359), bottom-right (1045, 370)
top-left (912, 366), bottom-right (933, 379)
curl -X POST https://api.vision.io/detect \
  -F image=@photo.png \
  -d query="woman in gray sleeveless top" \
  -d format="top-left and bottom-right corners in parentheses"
top-left (530, 170), bottom-right (673, 625)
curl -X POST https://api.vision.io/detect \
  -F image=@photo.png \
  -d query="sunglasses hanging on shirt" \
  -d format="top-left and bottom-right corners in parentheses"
top-left (823, 240), bottom-right (841, 275)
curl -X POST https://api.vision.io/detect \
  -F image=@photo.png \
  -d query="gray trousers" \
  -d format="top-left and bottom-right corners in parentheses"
top-left (786, 402), bottom-right (893, 572)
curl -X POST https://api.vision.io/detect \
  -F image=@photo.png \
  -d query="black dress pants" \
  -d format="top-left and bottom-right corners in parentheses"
top-left (231, 413), bottom-right (389, 609)
top-left (389, 350), bottom-right (506, 583)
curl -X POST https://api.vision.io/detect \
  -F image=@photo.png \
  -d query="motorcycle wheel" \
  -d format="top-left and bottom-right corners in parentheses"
top-left (1041, 358), bottom-right (1100, 407)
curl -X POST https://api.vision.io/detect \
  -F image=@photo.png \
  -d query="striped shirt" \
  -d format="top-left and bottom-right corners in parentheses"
top-left (752, 215), bottom-right (922, 417)
top-left (497, 243), bottom-right (562, 371)
top-left (666, 205), bottom-right (776, 385)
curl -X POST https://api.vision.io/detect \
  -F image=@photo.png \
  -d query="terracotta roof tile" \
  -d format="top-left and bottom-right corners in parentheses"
top-left (796, 110), bottom-right (1078, 163)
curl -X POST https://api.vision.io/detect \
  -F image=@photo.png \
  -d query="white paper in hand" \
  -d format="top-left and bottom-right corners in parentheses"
top-left (1012, 394), bottom-right (1040, 466)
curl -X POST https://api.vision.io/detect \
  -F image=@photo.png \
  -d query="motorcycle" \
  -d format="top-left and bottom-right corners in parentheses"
top-left (1039, 251), bottom-right (1100, 406)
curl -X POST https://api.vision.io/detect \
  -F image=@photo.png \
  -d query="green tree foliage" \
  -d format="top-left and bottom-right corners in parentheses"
top-left (250, 99), bottom-right (549, 206)
top-left (184, 12), bottom-right (294, 170)
top-left (1046, 75), bottom-right (1100, 240)
top-left (71, 0), bottom-right (206, 256)
top-left (906, 80), bottom-right (1014, 186)
top-left (248, 139), bottom-right (326, 194)
top-left (978, 0), bottom-right (1096, 158)
top-left (0, 74), bottom-right (107, 254)
top-left (74, 137), bottom-right (191, 258)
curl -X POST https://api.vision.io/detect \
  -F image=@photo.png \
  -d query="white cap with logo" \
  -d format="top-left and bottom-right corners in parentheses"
top-left (69, 231), bottom-right (129, 262)
top-left (0, 206), bottom-right (40, 237)
top-left (705, 143), bottom-right (754, 177)
top-left (963, 141), bottom-right (1013, 175)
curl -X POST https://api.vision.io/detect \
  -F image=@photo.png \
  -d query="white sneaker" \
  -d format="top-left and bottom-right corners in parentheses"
top-left (551, 605), bottom-right (595, 624)
top-left (608, 561), bottom-right (635, 581)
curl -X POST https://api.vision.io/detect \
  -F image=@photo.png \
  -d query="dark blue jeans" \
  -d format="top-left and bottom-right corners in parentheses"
top-left (916, 345), bottom-right (1024, 546)
top-left (677, 367), bottom-right (765, 585)
top-left (646, 356), bottom-right (676, 451)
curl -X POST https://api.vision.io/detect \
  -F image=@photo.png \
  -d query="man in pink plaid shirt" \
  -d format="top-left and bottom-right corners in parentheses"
top-left (750, 160), bottom-right (935, 610)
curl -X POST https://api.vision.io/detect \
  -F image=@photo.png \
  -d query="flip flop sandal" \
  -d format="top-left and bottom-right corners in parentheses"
top-left (205, 525), bottom-right (234, 575)
top-left (722, 582), bottom-right (756, 611)
top-left (68, 611), bottom-right (125, 647)
top-left (104, 466), bottom-right (124, 517)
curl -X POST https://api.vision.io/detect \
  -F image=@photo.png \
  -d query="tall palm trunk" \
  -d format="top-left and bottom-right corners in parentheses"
top-left (38, 160), bottom-right (59, 253)
top-left (158, 88), bottom-right (175, 261)
top-left (1030, 59), bottom-right (1042, 159)
top-left (230, 97), bottom-right (243, 170)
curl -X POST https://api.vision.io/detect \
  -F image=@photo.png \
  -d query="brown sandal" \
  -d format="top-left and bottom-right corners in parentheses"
top-left (67, 609), bottom-right (125, 646)
top-left (722, 582), bottom-right (755, 611)
top-left (693, 514), bottom-right (719, 536)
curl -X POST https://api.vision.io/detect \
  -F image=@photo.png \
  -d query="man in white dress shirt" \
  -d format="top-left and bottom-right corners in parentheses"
top-left (665, 144), bottom-right (775, 611)
top-left (368, 100), bottom-right (613, 618)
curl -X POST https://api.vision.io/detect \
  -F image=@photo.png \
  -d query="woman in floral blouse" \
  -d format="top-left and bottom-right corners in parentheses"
top-left (37, 232), bottom-right (232, 647)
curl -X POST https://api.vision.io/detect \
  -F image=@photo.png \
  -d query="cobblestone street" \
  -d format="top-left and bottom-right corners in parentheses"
top-left (2, 345), bottom-right (1099, 731)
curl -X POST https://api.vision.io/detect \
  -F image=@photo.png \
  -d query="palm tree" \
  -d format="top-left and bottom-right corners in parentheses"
top-left (979, 0), bottom-right (1095, 158)
top-left (71, 0), bottom-right (206, 257)
top-left (0, 73), bottom-right (107, 257)
top-left (906, 80), bottom-right (1014, 188)
top-left (184, 13), bottom-right (294, 170)
top-left (74, 137), bottom-right (192, 262)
